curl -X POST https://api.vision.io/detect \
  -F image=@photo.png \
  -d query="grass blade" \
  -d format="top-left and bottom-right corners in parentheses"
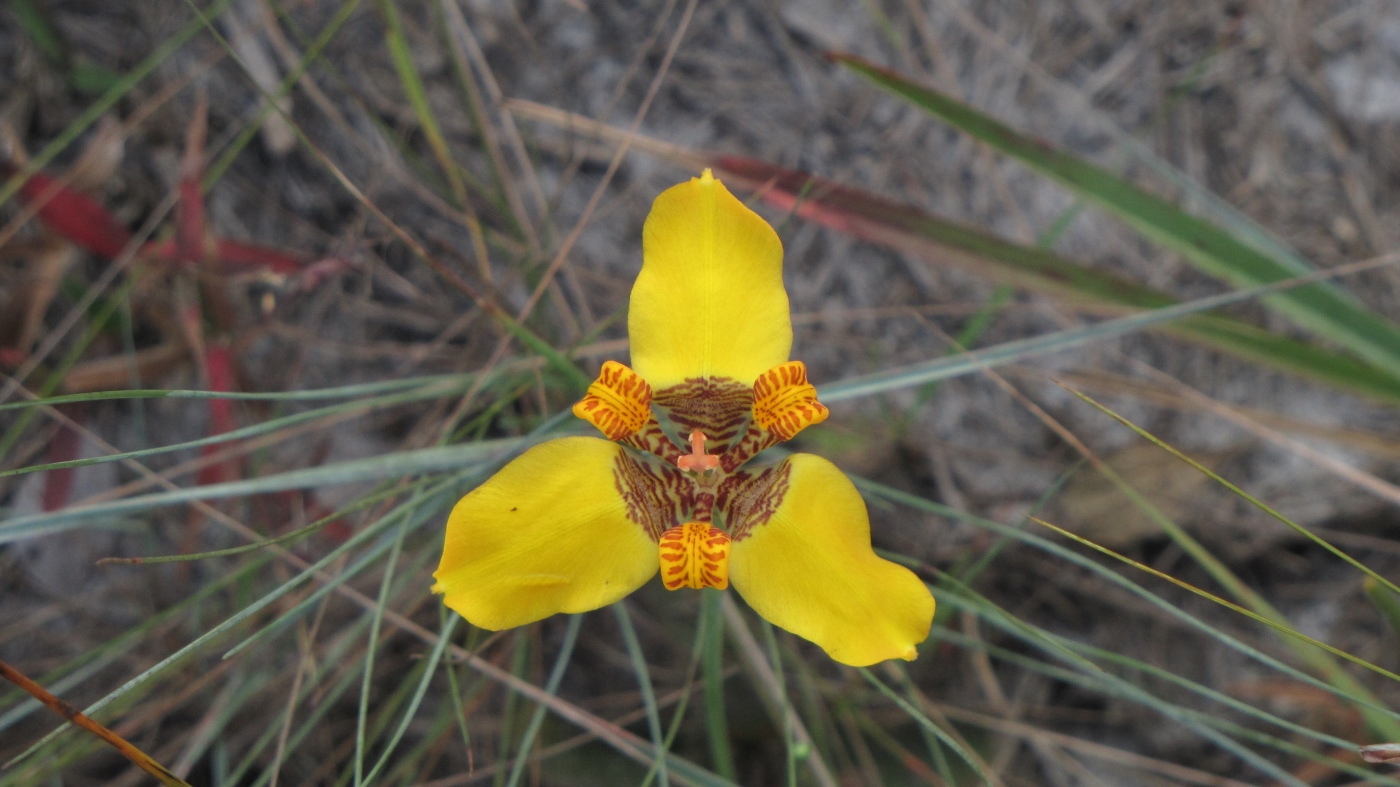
top-left (851, 473), bottom-right (1400, 729)
top-left (832, 53), bottom-right (1400, 381)
top-left (358, 614), bottom-right (460, 784)
top-left (717, 156), bottom-right (1400, 404)
top-left (719, 596), bottom-right (837, 787)
top-left (699, 589), bottom-right (736, 781)
top-left (858, 668), bottom-right (994, 787)
top-left (0, 660), bottom-right (192, 787)
top-left (614, 602), bottom-right (670, 787)
top-left (1060, 383), bottom-right (1400, 599)
top-left (0, 439), bottom-right (522, 541)
top-left (820, 253), bottom-right (1400, 404)
top-left (503, 615), bottom-right (582, 787)
top-left (1367, 579), bottom-right (1400, 641)
top-left (354, 509), bottom-right (414, 786)
top-left (757, 621), bottom-right (796, 787)
top-left (0, 375), bottom-right (468, 412)
top-left (934, 588), bottom-right (1361, 786)
top-left (0, 0), bottom-right (238, 210)
top-left (1028, 515), bottom-right (1400, 683)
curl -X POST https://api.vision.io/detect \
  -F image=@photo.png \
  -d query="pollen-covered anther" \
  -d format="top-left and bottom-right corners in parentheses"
top-left (659, 522), bottom-right (731, 590)
top-left (572, 361), bottom-right (653, 440)
top-left (752, 361), bottom-right (829, 441)
top-left (677, 429), bottom-right (720, 473)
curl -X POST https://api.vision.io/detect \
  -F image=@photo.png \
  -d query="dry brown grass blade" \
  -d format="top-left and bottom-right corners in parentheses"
top-left (0, 659), bottom-right (192, 787)
top-left (511, 0), bottom-right (697, 326)
top-left (58, 341), bottom-right (189, 394)
top-left (933, 703), bottom-right (1257, 787)
top-left (1122, 359), bottom-right (1400, 508)
top-left (13, 240), bottom-right (75, 355)
top-left (719, 595), bottom-right (838, 787)
top-left (505, 98), bottom-right (708, 172)
top-left (1044, 367), bottom-right (1400, 460)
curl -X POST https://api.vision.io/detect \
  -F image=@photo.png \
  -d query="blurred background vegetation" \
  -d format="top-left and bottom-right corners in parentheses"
top-left (4, 1), bottom-right (1400, 784)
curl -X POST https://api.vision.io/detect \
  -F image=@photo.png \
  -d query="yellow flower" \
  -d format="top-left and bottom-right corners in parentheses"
top-left (431, 170), bottom-right (935, 666)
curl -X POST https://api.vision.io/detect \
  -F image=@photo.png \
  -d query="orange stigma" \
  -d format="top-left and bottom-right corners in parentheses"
top-left (677, 429), bottom-right (720, 473)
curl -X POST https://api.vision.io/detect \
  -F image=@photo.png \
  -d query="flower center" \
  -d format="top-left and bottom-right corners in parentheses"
top-left (658, 522), bottom-right (730, 590)
top-left (676, 429), bottom-right (720, 473)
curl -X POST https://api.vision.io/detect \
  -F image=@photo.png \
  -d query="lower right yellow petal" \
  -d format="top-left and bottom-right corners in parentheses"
top-left (728, 454), bottom-right (934, 666)
top-left (432, 437), bottom-right (660, 630)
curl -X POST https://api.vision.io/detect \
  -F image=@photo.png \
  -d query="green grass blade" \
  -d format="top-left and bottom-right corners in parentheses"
top-left (1063, 384), bottom-right (1400, 599)
top-left (820, 254), bottom-right (1399, 404)
top-left (718, 157), bottom-right (1400, 404)
top-left (935, 624), bottom-right (1354, 753)
top-left (1007, 382), bottom-right (1400, 741)
top-left (494, 634), bottom-right (528, 787)
top-left (699, 589), bottom-right (736, 781)
top-left (97, 479), bottom-right (432, 565)
top-left (376, 0), bottom-right (468, 206)
top-left (1, 465), bottom-right (458, 770)
top-left (0, 376), bottom-right (479, 480)
top-left (0, 0), bottom-right (239, 209)
top-left (358, 614), bottom-right (460, 784)
top-left (203, 0), bottom-right (365, 189)
top-left (218, 487), bottom-right (455, 662)
top-left (719, 596), bottom-right (837, 787)
top-left (180, 0), bottom-right (590, 394)
top-left (757, 621), bottom-right (796, 787)
top-left (832, 53), bottom-right (1400, 381)
top-left (937, 585), bottom-right (1307, 786)
top-left (503, 615), bottom-right (582, 787)
top-left (0, 552), bottom-right (271, 733)
top-left (11, 0), bottom-right (64, 61)
top-left (0, 375), bottom-right (468, 412)
top-left (850, 473), bottom-right (1400, 730)
top-left (614, 602), bottom-right (670, 787)
top-left (1367, 578), bottom-right (1400, 641)
top-left (226, 618), bottom-right (376, 786)
top-left (354, 510), bottom-right (414, 786)
top-left (0, 276), bottom-right (135, 463)
top-left (0, 439), bottom-right (519, 541)
top-left (1031, 515), bottom-right (1400, 685)
top-left (858, 669), bottom-right (994, 786)
top-left (936, 589), bottom-right (1374, 785)
top-left (641, 601), bottom-right (710, 787)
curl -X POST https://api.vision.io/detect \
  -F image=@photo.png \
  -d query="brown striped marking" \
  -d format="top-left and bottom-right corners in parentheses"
top-left (613, 450), bottom-right (689, 541)
top-left (622, 418), bottom-right (685, 465)
top-left (573, 361), bottom-right (653, 440)
top-left (751, 361), bottom-right (828, 441)
top-left (658, 522), bottom-right (731, 590)
top-left (718, 461), bottom-right (793, 541)
top-left (652, 376), bottom-right (753, 455)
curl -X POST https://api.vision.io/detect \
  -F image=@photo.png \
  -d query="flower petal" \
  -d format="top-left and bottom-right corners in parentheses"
top-left (573, 361), bottom-right (652, 439)
top-left (629, 170), bottom-right (792, 389)
top-left (432, 437), bottom-right (660, 630)
top-left (751, 361), bottom-right (828, 441)
top-left (728, 454), bottom-right (935, 666)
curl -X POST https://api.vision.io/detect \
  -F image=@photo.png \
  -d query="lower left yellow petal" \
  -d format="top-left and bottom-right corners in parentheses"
top-left (432, 437), bottom-right (659, 630)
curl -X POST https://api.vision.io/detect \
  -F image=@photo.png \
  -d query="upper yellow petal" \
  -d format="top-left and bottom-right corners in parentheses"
top-left (629, 170), bottom-right (792, 389)
top-left (432, 437), bottom-right (659, 630)
top-left (728, 454), bottom-right (935, 666)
